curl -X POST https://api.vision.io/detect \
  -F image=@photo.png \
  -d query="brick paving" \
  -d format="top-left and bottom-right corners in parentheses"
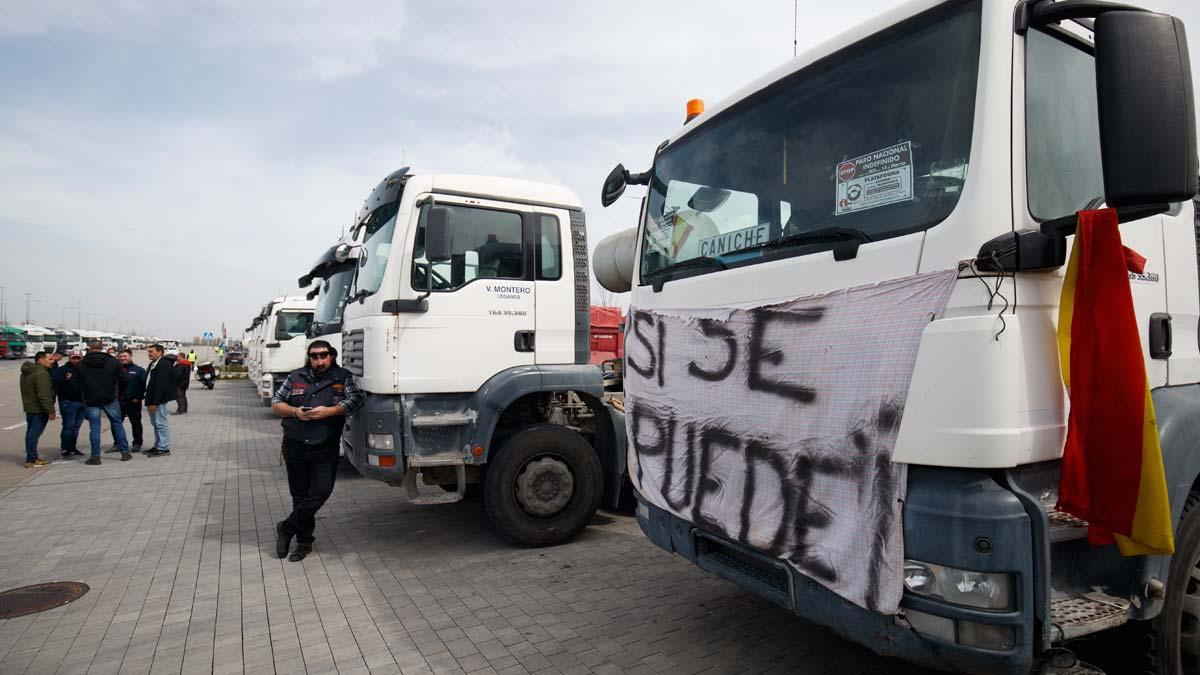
top-left (0, 382), bottom-right (922, 674)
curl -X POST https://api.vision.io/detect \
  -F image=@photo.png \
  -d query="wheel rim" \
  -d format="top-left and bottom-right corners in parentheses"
top-left (1182, 563), bottom-right (1200, 671)
top-left (514, 454), bottom-right (574, 517)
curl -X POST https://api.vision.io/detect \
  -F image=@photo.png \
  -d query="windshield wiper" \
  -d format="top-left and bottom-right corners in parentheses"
top-left (644, 256), bottom-right (727, 291)
top-left (754, 226), bottom-right (871, 261)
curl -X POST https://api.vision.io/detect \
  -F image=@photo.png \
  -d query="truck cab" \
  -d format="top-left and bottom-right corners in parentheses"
top-left (338, 169), bottom-right (626, 546)
top-left (1, 327), bottom-right (26, 359)
top-left (597, 0), bottom-right (1200, 672)
top-left (253, 297), bottom-right (315, 405)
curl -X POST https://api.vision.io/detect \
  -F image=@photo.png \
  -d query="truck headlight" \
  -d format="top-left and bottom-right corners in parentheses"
top-left (903, 560), bottom-right (1011, 610)
top-left (367, 433), bottom-right (394, 450)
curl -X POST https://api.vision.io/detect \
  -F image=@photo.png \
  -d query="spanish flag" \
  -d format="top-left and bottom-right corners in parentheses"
top-left (1057, 208), bottom-right (1174, 556)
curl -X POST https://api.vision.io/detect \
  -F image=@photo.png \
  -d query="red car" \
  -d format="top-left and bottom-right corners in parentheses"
top-left (0, 340), bottom-right (7, 358)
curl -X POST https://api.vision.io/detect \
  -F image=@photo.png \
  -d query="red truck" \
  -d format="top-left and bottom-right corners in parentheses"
top-left (589, 306), bottom-right (623, 365)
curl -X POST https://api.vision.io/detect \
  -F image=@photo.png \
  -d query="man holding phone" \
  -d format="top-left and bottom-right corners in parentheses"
top-left (270, 339), bottom-right (363, 562)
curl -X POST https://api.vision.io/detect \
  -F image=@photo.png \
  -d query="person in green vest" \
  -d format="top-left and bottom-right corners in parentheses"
top-left (187, 348), bottom-right (197, 363)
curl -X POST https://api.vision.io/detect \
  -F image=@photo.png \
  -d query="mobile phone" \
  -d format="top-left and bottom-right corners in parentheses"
top-left (300, 406), bottom-right (312, 413)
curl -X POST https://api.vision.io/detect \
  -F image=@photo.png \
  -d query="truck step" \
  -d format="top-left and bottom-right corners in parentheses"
top-left (408, 454), bottom-right (466, 467)
top-left (1047, 509), bottom-right (1089, 543)
top-left (1049, 591), bottom-right (1130, 642)
top-left (410, 413), bottom-right (473, 428)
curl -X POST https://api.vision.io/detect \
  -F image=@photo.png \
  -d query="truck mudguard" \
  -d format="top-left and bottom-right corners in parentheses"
top-left (469, 364), bottom-right (626, 503)
top-left (1153, 384), bottom-right (1200, 526)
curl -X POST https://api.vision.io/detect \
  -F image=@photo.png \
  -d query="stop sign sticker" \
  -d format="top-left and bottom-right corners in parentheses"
top-left (838, 161), bottom-right (856, 181)
top-left (835, 141), bottom-right (914, 216)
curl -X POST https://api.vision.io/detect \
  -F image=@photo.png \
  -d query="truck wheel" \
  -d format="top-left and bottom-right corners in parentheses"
top-left (1153, 492), bottom-right (1200, 674)
top-left (483, 423), bottom-right (603, 546)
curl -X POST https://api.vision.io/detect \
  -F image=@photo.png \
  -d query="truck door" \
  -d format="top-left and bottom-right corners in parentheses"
top-left (532, 207), bottom-right (577, 365)
top-left (398, 196), bottom-right (536, 393)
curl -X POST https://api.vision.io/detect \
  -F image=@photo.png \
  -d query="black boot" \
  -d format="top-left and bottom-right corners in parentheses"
top-left (288, 543), bottom-right (312, 562)
top-left (275, 521), bottom-right (293, 559)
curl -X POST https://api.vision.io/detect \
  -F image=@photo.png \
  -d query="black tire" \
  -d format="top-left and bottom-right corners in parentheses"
top-left (483, 423), bottom-right (603, 547)
top-left (1153, 492), bottom-right (1200, 674)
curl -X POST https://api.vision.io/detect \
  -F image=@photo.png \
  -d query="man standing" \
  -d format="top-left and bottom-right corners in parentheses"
top-left (77, 341), bottom-right (131, 464)
top-left (107, 349), bottom-right (146, 453)
top-left (52, 351), bottom-right (85, 458)
top-left (173, 354), bottom-right (191, 415)
top-left (270, 340), bottom-right (362, 562)
top-left (143, 344), bottom-right (175, 457)
top-left (19, 351), bottom-right (56, 467)
top-left (187, 348), bottom-right (197, 363)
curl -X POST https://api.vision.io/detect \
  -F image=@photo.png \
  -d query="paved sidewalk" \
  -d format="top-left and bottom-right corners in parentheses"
top-left (0, 382), bottom-right (918, 675)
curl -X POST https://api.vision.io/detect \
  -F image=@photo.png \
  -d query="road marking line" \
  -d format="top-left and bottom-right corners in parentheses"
top-left (3, 422), bottom-right (27, 430)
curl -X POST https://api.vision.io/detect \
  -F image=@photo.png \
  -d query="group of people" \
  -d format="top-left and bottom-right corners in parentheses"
top-left (19, 342), bottom-right (194, 466)
top-left (21, 338), bottom-right (363, 565)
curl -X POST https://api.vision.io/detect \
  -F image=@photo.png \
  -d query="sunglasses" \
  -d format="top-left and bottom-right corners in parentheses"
top-left (308, 351), bottom-right (331, 359)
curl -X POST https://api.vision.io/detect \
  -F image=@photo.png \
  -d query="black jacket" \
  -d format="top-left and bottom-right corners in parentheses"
top-left (174, 360), bottom-right (191, 390)
top-left (144, 357), bottom-right (177, 405)
top-left (119, 363), bottom-right (147, 402)
top-left (51, 362), bottom-right (84, 403)
top-left (279, 366), bottom-right (355, 446)
top-left (77, 351), bottom-right (121, 407)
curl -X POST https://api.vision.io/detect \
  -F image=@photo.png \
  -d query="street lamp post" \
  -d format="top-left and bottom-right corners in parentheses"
top-left (24, 293), bottom-right (31, 325)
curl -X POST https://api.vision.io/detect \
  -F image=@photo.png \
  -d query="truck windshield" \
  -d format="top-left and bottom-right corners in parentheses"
top-left (641, 0), bottom-right (981, 283)
top-left (311, 266), bottom-right (355, 335)
top-left (355, 195), bottom-right (403, 298)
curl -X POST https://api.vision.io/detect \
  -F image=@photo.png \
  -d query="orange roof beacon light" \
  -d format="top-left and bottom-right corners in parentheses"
top-left (685, 98), bottom-right (705, 123)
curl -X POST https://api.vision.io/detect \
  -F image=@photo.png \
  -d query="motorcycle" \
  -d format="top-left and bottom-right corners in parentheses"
top-left (196, 361), bottom-right (219, 390)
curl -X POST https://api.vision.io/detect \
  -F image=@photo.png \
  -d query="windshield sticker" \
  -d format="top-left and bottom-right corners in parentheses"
top-left (698, 223), bottom-right (769, 258)
top-left (646, 209), bottom-right (676, 256)
top-left (835, 141), bottom-right (913, 215)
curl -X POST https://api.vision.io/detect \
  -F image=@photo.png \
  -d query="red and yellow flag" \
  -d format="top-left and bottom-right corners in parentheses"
top-left (1057, 208), bottom-right (1174, 556)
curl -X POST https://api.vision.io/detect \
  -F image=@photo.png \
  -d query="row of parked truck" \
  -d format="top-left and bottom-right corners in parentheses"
top-left (0, 325), bottom-right (163, 358)
top-left (243, 1), bottom-right (1200, 671)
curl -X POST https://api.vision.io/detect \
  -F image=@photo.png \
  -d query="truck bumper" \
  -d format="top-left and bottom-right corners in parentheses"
top-left (342, 393), bottom-right (405, 482)
top-left (636, 466), bottom-right (1035, 675)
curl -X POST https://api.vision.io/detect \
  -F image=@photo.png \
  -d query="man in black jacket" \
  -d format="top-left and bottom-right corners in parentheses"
top-left (76, 341), bottom-right (131, 464)
top-left (107, 349), bottom-right (147, 453)
top-left (173, 355), bottom-right (191, 414)
top-left (52, 351), bottom-right (86, 458)
top-left (143, 344), bottom-right (176, 456)
top-left (270, 340), bottom-right (363, 562)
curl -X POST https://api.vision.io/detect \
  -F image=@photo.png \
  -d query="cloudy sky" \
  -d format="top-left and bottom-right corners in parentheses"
top-left (0, 0), bottom-right (1197, 339)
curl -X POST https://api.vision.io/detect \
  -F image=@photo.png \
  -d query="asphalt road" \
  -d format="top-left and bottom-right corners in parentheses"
top-left (0, 346), bottom-right (221, 496)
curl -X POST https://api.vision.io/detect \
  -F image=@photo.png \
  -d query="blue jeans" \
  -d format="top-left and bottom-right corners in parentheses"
top-left (147, 404), bottom-right (170, 450)
top-left (59, 400), bottom-right (85, 453)
top-left (85, 402), bottom-right (128, 458)
top-left (25, 413), bottom-right (49, 462)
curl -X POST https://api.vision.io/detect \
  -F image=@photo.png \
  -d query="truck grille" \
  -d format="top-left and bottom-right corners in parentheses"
top-left (342, 329), bottom-right (365, 377)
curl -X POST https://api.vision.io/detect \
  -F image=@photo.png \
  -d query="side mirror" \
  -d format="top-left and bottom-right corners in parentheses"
top-left (426, 206), bottom-right (454, 263)
top-left (333, 243), bottom-right (361, 263)
top-left (601, 164), bottom-right (629, 207)
top-left (1095, 11), bottom-right (1198, 206)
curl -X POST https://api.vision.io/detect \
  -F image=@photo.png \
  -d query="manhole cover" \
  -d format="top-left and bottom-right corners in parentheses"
top-left (0, 582), bottom-right (89, 619)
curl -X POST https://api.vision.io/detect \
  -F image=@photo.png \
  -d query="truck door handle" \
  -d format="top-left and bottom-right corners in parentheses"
top-left (514, 330), bottom-right (535, 352)
top-left (1149, 313), bottom-right (1172, 359)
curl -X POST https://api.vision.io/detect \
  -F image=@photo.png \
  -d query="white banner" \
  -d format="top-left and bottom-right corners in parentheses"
top-left (625, 270), bottom-right (956, 613)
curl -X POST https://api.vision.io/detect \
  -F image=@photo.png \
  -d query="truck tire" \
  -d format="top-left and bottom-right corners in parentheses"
top-left (483, 423), bottom-right (603, 547)
top-left (1153, 491), bottom-right (1200, 674)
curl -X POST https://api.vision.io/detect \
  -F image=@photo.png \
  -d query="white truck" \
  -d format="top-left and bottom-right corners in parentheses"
top-left (595, 0), bottom-right (1200, 672)
top-left (337, 169), bottom-right (627, 546)
top-left (248, 297), bottom-right (315, 405)
top-left (20, 325), bottom-right (55, 356)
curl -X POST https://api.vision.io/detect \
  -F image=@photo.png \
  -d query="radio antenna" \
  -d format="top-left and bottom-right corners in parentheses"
top-left (793, 0), bottom-right (798, 57)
